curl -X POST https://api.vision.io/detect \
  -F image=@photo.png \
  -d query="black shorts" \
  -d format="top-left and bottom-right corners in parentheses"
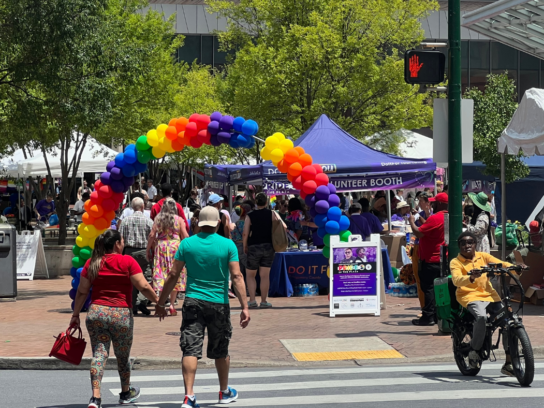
top-left (246, 243), bottom-right (275, 270)
top-left (179, 297), bottom-right (232, 360)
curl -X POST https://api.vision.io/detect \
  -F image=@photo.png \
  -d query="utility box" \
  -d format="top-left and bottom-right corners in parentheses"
top-left (0, 224), bottom-right (17, 298)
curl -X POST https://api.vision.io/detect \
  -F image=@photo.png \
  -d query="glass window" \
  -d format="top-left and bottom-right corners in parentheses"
top-left (461, 41), bottom-right (469, 93)
top-left (519, 52), bottom-right (540, 99)
top-left (179, 35), bottom-right (201, 65)
top-left (214, 36), bottom-right (230, 69)
top-left (491, 42), bottom-right (517, 87)
top-left (202, 36), bottom-right (213, 66)
top-left (470, 41), bottom-right (490, 91)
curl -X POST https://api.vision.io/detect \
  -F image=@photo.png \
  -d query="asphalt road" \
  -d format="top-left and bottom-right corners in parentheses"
top-left (4, 361), bottom-right (544, 408)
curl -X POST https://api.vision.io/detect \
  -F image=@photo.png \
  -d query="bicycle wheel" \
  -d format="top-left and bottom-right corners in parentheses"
top-left (509, 327), bottom-right (534, 386)
top-left (452, 328), bottom-right (481, 376)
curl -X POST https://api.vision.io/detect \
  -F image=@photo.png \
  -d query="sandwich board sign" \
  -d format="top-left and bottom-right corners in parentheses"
top-left (17, 231), bottom-right (49, 280)
top-left (329, 234), bottom-right (381, 317)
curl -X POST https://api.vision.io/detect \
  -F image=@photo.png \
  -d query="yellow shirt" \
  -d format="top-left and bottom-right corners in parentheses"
top-left (450, 252), bottom-right (512, 308)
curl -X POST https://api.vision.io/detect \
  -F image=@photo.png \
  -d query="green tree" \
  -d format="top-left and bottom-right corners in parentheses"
top-left (463, 73), bottom-right (528, 183)
top-left (209, 0), bottom-right (437, 151)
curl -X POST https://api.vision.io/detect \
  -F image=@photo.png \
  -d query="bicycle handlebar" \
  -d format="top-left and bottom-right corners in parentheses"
top-left (467, 265), bottom-right (529, 276)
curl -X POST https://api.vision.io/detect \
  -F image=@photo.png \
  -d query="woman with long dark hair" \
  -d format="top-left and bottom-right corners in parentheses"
top-left (464, 192), bottom-right (492, 253)
top-left (70, 230), bottom-right (158, 408)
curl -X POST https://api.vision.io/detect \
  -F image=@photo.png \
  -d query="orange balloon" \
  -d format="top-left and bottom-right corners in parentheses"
top-left (288, 162), bottom-right (303, 177)
top-left (82, 212), bottom-right (95, 225)
top-left (89, 204), bottom-right (104, 219)
top-left (299, 154), bottom-right (313, 167)
top-left (277, 159), bottom-right (290, 173)
top-left (94, 217), bottom-right (109, 231)
top-left (283, 148), bottom-right (300, 164)
top-left (165, 126), bottom-right (178, 141)
top-left (103, 210), bottom-right (116, 222)
top-left (84, 199), bottom-right (92, 213)
top-left (287, 173), bottom-right (295, 182)
top-left (294, 146), bottom-right (305, 155)
top-left (168, 118), bottom-right (177, 127)
top-left (172, 138), bottom-right (185, 151)
top-left (175, 117), bottom-right (189, 133)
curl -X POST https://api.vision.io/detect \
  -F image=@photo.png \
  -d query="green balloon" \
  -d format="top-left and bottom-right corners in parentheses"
top-left (340, 230), bottom-right (352, 242)
top-left (137, 149), bottom-right (154, 164)
top-left (79, 246), bottom-right (93, 260)
top-left (72, 256), bottom-right (85, 268)
top-left (136, 135), bottom-right (151, 151)
top-left (323, 234), bottom-right (331, 247)
top-left (72, 245), bottom-right (81, 256)
top-left (322, 245), bottom-right (331, 258)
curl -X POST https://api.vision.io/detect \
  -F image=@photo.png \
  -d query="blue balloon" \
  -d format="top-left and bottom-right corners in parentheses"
top-left (327, 206), bottom-right (342, 222)
top-left (246, 136), bottom-right (256, 149)
top-left (115, 153), bottom-right (126, 168)
top-left (233, 116), bottom-right (246, 133)
top-left (70, 267), bottom-right (77, 278)
top-left (122, 164), bottom-right (136, 177)
top-left (236, 134), bottom-right (250, 148)
top-left (69, 288), bottom-right (77, 300)
top-left (325, 220), bottom-right (340, 235)
top-left (133, 160), bottom-right (147, 174)
top-left (242, 119), bottom-right (259, 136)
top-left (111, 180), bottom-right (126, 194)
top-left (77, 268), bottom-right (83, 276)
top-left (124, 148), bottom-right (137, 165)
top-left (71, 278), bottom-right (80, 290)
top-left (339, 215), bottom-right (350, 231)
top-left (125, 144), bottom-right (136, 151)
top-left (314, 214), bottom-right (328, 228)
top-left (229, 137), bottom-right (240, 149)
top-left (317, 226), bottom-right (327, 238)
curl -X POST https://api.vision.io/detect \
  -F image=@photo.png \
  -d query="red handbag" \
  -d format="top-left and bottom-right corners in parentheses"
top-left (49, 326), bottom-right (87, 365)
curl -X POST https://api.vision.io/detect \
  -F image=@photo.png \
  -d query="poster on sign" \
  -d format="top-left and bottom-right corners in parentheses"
top-left (17, 231), bottom-right (49, 280)
top-left (329, 234), bottom-right (381, 317)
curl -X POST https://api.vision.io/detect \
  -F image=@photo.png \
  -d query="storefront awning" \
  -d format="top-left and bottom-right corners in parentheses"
top-left (463, 0), bottom-right (544, 59)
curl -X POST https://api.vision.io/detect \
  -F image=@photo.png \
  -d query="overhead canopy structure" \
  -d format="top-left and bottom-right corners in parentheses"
top-left (206, 115), bottom-right (436, 192)
top-left (463, 0), bottom-right (544, 59)
top-left (396, 129), bottom-right (434, 159)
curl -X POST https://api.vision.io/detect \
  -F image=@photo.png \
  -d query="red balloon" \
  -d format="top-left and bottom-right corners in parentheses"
top-left (189, 113), bottom-right (199, 123)
top-left (302, 180), bottom-right (317, 195)
top-left (197, 129), bottom-right (208, 141)
top-left (287, 173), bottom-right (295, 182)
top-left (90, 191), bottom-right (103, 204)
top-left (277, 159), bottom-right (290, 173)
top-left (94, 217), bottom-right (109, 231)
top-left (300, 190), bottom-right (308, 199)
top-left (299, 153), bottom-right (313, 167)
top-left (98, 185), bottom-right (113, 199)
top-left (190, 137), bottom-right (204, 148)
top-left (172, 138), bottom-right (185, 151)
top-left (94, 180), bottom-right (103, 191)
top-left (315, 172), bottom-right (329, 187)
top-left (101, 198), bottom-right (117, 212)
top-left (111, 192), bottom-right (124, 204)
top-left (168, 118), bottom-right (177, 127)
top-left (292, 175), bottom-right (303, 190)
top-left (312, 164), bottom-right (324, 174)
top-left (196, 115), bottom-right (211, 131)
top-left (185, 122), bottom-right (198, 138)
top-left (84, 199), bottom-right (92, 213)
top-left (165, 126), bottom-right (178, 141)
top-left (203, 131), bottom-right (212, 145)
top-left (89, 204), bottom-right (104, 219)
top-left (82, 212), bottom-right (95, 226)
top-left (175, 117), bottom-right (188, 133)
top-left (301, 165), bottom-right (317, 181)
top-left (103, 210), bottom-right (116, 222)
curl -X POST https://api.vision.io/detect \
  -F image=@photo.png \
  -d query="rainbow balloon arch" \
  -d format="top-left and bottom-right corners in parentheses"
top-left (68, 112), bottom-right (348, 310)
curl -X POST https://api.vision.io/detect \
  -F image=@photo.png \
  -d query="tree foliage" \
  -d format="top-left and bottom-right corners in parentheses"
top-left (463, 73), bottom-right (528, 183)
top-left (209, 0), bottom-right (437, 150)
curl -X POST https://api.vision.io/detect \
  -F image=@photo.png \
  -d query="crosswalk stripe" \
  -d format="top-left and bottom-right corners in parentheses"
top-left (109, 374), bottom-right (544, 396)
top-left (131, 388), bottom-right (544, 406)
top-left (102, 362), bottom-right (544, 383)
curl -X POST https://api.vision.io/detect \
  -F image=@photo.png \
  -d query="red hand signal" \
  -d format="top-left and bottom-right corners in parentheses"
top-left (409, 55), bottom-right (424, 78)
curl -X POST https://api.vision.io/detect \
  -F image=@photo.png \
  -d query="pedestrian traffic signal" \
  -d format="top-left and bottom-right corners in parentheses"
top-left (404, 50), bottom-right (446, 85)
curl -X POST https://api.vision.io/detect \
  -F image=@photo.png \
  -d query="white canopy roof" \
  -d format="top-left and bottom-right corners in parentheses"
top-left (497, 87), bottom-right (544, 155)
top-left (6, 137), bottom-right (118, 177)
top-left (463, 0), bottom-right (544, 59)
top-left (398, 129), bottom-right (434, 159)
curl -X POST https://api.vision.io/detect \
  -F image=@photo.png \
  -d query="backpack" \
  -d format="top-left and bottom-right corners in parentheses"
top-left (271, 211), bottom-right (288, 252)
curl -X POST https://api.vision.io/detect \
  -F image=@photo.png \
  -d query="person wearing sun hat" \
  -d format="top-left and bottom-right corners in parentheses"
top-left (464, 191), bottom-right (492, 254)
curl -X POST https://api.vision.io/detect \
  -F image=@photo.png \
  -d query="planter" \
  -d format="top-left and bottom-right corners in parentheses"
top-left (43, 245), bottom-right (74, 278)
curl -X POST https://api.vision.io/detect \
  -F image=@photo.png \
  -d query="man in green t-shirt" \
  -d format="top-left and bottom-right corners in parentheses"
top-left (156, 206), bottom-right (250, 408)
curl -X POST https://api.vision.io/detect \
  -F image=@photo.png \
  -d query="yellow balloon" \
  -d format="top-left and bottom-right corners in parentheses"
top-left (157, 124), bottom-right (168, 138)
top-left (88, 237), bottom-right (95, 250)
top-left (77, 223), bottom-right (86, 236)
top-left (273, 132), bottom-right (286, 141)
top-left (279, 138), bottom-right (294, 153)
top-left (261, 147), bottom-right (273, 161)
top-left (159, 137), bottom-right (175, 153)
top-left (152, 146), bottom-right (166, 158)
top-left (81, 224), bottom-right (97, 239)
top-left (265, 136), bottom-right (280, 150)
top-left (147, 129), bottom-right (159, 147)
top-left (76, 235), bottom-right (89, 248)
top-left (270, 148), bottom-right (284, 163)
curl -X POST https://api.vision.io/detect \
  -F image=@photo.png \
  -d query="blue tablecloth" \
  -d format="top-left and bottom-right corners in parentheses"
top-left (269, 249), bottom-right (394, 297)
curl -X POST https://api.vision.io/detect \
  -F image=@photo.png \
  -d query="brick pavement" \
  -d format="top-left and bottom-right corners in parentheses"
top-left (2, 276), bottom-right (544, 364)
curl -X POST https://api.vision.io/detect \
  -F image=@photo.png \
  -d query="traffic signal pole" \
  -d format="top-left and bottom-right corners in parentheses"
top-left (448, 0), bottom-right (463, 259)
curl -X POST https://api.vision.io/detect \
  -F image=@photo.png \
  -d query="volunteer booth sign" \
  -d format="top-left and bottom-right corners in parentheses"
top-left (329, 234), bottom-right (381, 317)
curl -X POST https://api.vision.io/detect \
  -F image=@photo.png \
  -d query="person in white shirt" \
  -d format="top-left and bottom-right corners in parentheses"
top-left (146, 180), bottom-right (158, 200)
top-left (72, 192), bottom-right (89, 222)
top-left (394, 189), bottom-right (404, 202)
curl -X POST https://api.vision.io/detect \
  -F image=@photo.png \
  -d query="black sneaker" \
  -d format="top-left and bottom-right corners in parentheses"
top-left (119, 385), bottom-right (141, 404)
top-left (412, 318), bottom-right (436, 326)
top-left (88, 396), bottom-right (101, 408)
top-left (138, 303), bottom-right (151, 315)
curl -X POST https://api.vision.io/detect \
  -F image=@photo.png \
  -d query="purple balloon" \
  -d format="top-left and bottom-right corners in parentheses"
top-left (83, 296), bottom-right (92, 310)
top-left (327, 183), bottom-right (337, 194)
top-left (106, 160), bottom-right (116, 172)
top-left (304, 194), bottom-right (315, 207)
top-left (315, 200), bottom-right (330, 214)
top-left (219, 115), bottom-right (234, 131)
top-left (210, 134), bottom-right (221, 147)
top-left (210, 111), bottom-right (223, 122)
top-left (123, 176), bottom-right (134, 189)
top-left (208, 121), bottom-right (221, 135)
top-left (315, 185), bottom-right (331, 201)
top-left (328, 194), bottom-right (341, 208)
top-left (111, 180), bottom-right (125, 193)
top-left (110, 166), bottom-right (124, 181)
top-left (217, 131), bottom-right (232, 144)
top-left (309, 207), bottom-right (317, 218)
top-left (100, 172), bottom-right (112, 185)
top-left (69, 288), bottom-right (77, 300)
top-left (122, 164), bottom-right (136, 177)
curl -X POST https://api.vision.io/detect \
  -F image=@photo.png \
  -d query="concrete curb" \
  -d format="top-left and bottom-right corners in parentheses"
top-left (3, 346), bottom-right (544, 370)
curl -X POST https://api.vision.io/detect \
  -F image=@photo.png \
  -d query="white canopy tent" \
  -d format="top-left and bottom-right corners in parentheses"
top-left (398, 129), bottom-right (434, 159)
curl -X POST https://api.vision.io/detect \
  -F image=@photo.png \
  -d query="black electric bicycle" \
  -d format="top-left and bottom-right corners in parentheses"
top-left (451, 263), bottom-right (534, 386)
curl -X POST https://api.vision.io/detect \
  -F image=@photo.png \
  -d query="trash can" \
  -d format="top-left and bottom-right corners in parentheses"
top-left (0, 224), bottom-right (17, 298)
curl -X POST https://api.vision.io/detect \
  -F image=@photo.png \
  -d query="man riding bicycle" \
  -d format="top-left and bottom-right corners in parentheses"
top-left (450, 231), bottom-right (527, 377)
